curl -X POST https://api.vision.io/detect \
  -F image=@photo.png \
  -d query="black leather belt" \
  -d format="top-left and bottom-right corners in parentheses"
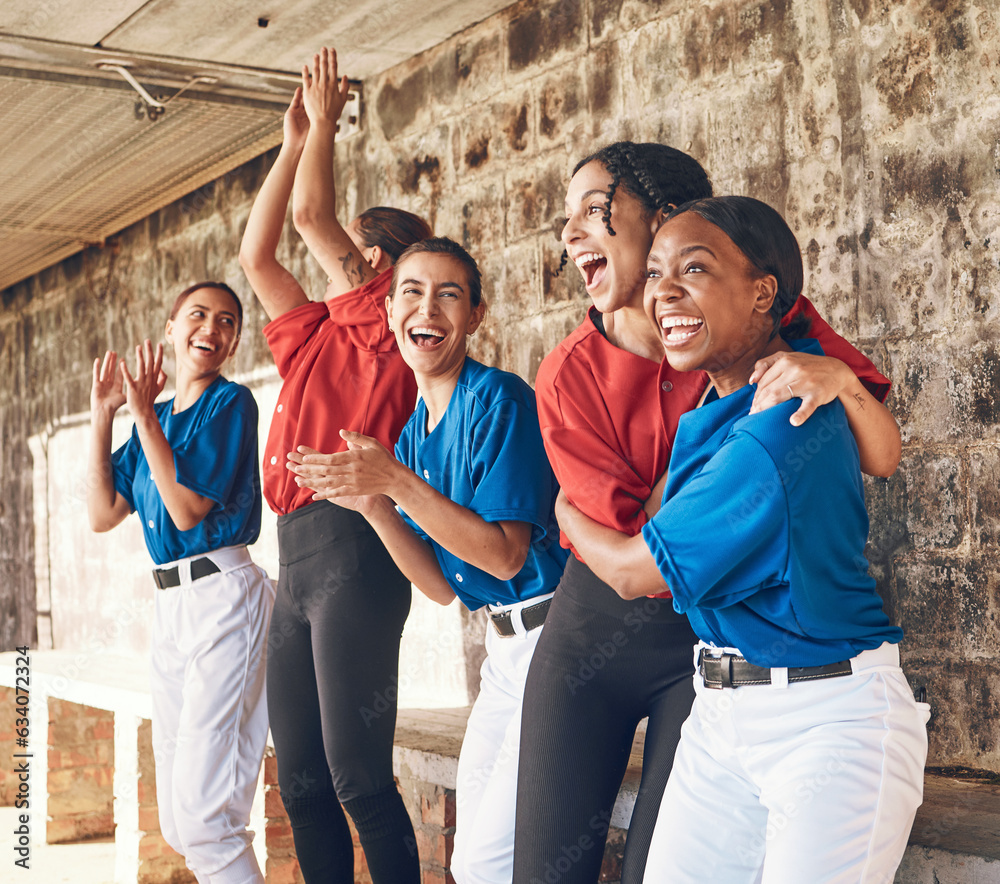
top-left (698, 649), bottom-right (853, 689)
top-left (489, 598), bottom-right (552, 637)
top-left (153, 557), bottom-right (220, 589)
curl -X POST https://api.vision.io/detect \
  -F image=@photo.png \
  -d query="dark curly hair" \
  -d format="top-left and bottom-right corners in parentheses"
top-left (557, 142), bottom-right (713, 274)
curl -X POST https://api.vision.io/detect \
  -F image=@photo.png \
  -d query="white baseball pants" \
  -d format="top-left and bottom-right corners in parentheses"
top-left (150, 545), bottom-right (275, 884)
top-left (644, 641), bottom-right (930, 884)
top-left (451, 594), bottom-right (551, 884)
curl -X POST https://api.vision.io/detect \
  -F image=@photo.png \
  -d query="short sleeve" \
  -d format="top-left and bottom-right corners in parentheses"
top-left (538, 379), bottom-right (651, 536)
top-left (643, 430), bottom-right (788, 612)
top-left (263, 301), bottom-right (329, 378)
top-left (393, 416), bottom-right (430, 542)
top-left (110, 430), bottom-right (140, 512)
top-left (173, 392), bottom-right (258, 505)
top-left (467, 397), bottom-right (555, 541)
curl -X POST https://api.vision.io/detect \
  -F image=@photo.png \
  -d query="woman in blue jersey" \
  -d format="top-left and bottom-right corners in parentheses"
top-left (556, 197), bottom-right (929, 884)
top-left (286, 236), bottom-right (568, 884)
top-left (88, 282), bottom-right (274, 884)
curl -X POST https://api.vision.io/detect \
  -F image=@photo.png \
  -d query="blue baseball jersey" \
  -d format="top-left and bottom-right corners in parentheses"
top-left (112, 376), bottom-right (262, 565)
top-left (642, 339), bottom-right (902, 668)
top-left (395, 357), bottom-right (569, 611)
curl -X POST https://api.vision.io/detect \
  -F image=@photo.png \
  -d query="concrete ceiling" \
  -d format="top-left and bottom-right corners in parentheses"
top-left (0, 0), bottom-right (517, 293)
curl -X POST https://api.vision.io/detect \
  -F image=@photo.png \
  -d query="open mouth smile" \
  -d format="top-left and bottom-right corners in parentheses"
top-left (574, 252), bottom-right (608, 290)
top-left (659, 315), bottom-right (704, 344)
top-left (408, 326), bottom-right (447, 349)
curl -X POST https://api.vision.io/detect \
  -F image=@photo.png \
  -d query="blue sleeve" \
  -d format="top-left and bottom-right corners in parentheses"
top-left (110, 429), bottom-right (140, 512)
top-left (173, 389), bottom-right (258, 505)
top-left (642, 430), bottom-right (789, 612)
top-left (467, 397), bottom-right (555, 542)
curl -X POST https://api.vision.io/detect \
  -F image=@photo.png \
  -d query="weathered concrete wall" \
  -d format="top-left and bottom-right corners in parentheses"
top-left (1, 0), bottom-right (998, 766)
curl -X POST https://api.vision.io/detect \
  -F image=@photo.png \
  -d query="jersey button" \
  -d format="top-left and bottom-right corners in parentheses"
top-left (455, 573), bottom-right (464, 582)
top-left (661, 381), bottom-right (673, 392)
top-left (277, 404), bottom-right (283, 413)
top-left (147, 519), bottom-right (155, 529)
top-left (270, 456), bottom-right (278, 465)
top-left (423, 469), bottom-right (430, 479)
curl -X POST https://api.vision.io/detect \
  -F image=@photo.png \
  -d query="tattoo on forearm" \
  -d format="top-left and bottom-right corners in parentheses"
top-left (340, 252), bottom-right (365, 285)
top-left (853, 392), bottom-right (866, 410)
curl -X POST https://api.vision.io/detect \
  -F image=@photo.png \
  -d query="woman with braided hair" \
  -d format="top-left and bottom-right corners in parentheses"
top-left (556, 196), bottom-right (927, 882)
top-left (512, 143), bottom-right (903, 883)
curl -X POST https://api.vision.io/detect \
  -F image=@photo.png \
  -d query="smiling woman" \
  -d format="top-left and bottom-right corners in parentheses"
top-left (287, 237), bottom-right (568, 884)
top-left (514, 142), bottom-right (902, 884)
top-left (555, 197), bottom-right (929, 883)
top-left (86, 281), bottom-right (273, 884)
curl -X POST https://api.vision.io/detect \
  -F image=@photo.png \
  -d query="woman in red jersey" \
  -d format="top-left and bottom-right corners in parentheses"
top-left (239, 48), bottom-right (429, 883)
top-left (512, 142), bottom-right (901, 884)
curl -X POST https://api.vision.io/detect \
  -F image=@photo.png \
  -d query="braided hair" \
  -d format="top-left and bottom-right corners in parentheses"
top-left (557, 142), bottom-right (713, 274)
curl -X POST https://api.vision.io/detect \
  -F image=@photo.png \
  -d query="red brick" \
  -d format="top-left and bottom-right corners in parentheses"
top-left (598, 825), bottom-right (627, 882)
top-left (138, 804), bottom-right (161, 832)
top-left (137, 777), bottom-right (157, 804)
top-left (264, 789), bottom-right (288, 818)
top-left (92, 719), bottom-right (115, 741)
top-left (139, 833), bottom-right (169, 861)
top-left (265, 857), bottom-right (305, 884)
top-left (415, 827), bottom-right (446, 867)
top-left (263, 752), bottom-right (279, 784)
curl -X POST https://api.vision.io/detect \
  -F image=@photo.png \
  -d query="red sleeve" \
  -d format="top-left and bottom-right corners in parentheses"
top-left (262, 301), bottom-right (328, 379)
top-left (784, 296), bottom-right (891, 402)
top-left (535, 345), bottom-right (655, 543)
top-left (263, 269), bottom-right (395, 378)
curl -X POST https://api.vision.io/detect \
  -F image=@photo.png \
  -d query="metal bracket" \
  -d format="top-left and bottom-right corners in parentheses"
top-left (337, 84), bottom-right (363, 139)
top-left (97, 62), bottom-right (218, 121)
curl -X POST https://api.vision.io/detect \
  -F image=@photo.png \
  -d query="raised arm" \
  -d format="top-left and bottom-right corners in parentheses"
top-left (287, 434), bottom-right (532, 581)
top-left (293, 47), bottom-right (377, 295)
top-left (749, 351), bottom-right (902, 478)
top-left (238, 88), bottom-right (311, 321)
top-left (88, 350), bottom-right (132, 532)
top-left (122, 341), bottom-right (216, 532)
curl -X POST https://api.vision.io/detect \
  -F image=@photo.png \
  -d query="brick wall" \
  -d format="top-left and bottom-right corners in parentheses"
top-left (1, 0), bottom-right (998, 772)
top-left (45, 698), bottom-right (115, 843)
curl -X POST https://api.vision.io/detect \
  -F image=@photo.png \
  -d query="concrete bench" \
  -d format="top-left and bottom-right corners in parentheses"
top-left (4, 650), bottom-right (1000, 883)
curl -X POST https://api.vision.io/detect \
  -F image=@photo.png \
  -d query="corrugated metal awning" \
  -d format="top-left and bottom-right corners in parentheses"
top-left (0, 34), bottom-right (359, 292)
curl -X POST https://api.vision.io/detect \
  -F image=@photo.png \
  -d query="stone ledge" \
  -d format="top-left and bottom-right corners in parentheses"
top-left (392, 705), bottom-right (645, 829)
top-left (909, 768), bottom-right (1000, 862)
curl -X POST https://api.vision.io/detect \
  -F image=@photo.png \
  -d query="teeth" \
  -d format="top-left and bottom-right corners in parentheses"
top-left (666, 327), bottom-right (700, 342)
top-left (659, 316), bottom-right (702, 329)
top-left (410, 326), bottom-right (445, 338)
top-left (574, 252), bottom-right (604, 267)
